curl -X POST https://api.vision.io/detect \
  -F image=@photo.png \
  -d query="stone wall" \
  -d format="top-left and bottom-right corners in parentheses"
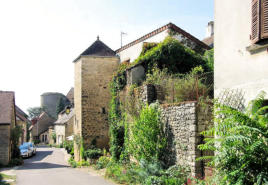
top-left (139, 84), bottom-right (213, 177)
top-left (65, 116), bottom-right (74, 138)
top-left (161, 102), bottom-right (200, 176)
top-left (0, 125), bottom-right (10, 165)
top-left (74, 56), bottom-right (119, 161)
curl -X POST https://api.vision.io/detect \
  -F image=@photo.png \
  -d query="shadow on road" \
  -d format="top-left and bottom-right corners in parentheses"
top-left (18, 162), bottom-right (69, 170)
top-left (18, 148), bottom-right (69, 170)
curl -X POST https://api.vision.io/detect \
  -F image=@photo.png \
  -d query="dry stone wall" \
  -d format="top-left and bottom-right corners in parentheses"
top-left (140, 84), bottom-right (212, 177)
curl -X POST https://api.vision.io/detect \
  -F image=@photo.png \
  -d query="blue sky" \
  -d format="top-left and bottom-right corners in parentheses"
top-left (0, 0), bottom-right (214, 112)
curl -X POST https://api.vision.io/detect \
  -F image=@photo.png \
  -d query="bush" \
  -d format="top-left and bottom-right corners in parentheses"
top-left (199, 92), bottom-right (268, 184)
top-left (133, 37), bottom-right (211, 74)
top-left (96, 156), bottom-right (110, 170)
top-left (84, 148), bottom-right (103, 160)
top-left (130, 103), bottom-right (166, 162)
top-left (68, 156), bottom-right (77, 168)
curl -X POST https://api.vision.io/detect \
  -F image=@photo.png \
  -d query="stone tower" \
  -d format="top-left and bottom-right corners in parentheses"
top-left (73, 37), bottom-right (119, 161)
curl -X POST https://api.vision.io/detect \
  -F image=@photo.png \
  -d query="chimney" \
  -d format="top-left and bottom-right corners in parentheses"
top-left (206, 21), bottom-right (214, 38)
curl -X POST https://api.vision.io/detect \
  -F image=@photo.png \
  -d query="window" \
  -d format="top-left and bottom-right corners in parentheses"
top-left (251, 0), bottom-right (268, 43)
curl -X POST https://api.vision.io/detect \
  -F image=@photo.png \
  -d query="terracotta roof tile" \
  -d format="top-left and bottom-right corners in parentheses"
top-left (0, 91), bottom-right (15, 124)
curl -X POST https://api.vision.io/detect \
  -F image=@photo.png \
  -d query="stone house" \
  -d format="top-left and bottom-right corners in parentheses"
top-left (30, 111), bottom-right (55, 143)
top-left (73, 37), bottom-right (119, 161)
top-left (215, 0), bottom-right (268, 105)
top-left (116, 22), bottom-right (210, 63)
top-left (66, 88), bottom-right (74, 106)
top-left (0, 91), bottom-right (16, 165)
top-left (15, 105), bottom-right (30, 145)
top-left (54, 107), bottom-right (74, 145)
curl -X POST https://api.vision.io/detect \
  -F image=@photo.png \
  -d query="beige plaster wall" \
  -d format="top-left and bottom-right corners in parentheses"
top-left (215, 0), bottom-right (268, 105)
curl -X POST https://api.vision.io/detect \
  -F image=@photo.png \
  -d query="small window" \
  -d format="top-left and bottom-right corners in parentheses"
top-left (102, 107), bottom-right (106, 114)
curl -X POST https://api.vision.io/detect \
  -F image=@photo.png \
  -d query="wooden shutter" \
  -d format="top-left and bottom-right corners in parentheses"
top-left (261, 0), bottom-right (268, 39)
top-left (252, 0), bottom-right (261, 43)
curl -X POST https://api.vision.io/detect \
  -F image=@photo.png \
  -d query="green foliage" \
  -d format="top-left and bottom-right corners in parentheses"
top-left (105, 160), bottom-right (190, 185)
top-left (27, 107), bottom-right (44, 119)
top-left (96, 156), bottom-right (111, 170)
top-left (63, 140), bottom-right (74, 154)
top-left (56, 97), bottom-right (65, 115)
top-left (130, 103), bottom-right (166, 162)
top-left (133, 37), bottom-right (211, 74)
top-left (11, 126), bottom-right (22, 158)
top-left (108, 79), bottom-right (127, 161)
top-left (204, 49), bottom-right (214, 71)
top-left (199, 92), bottom-right (268, 184)
top-left (84, 148), bottom-right (103, 160)
top-left (51, 133), bottom-right (56, 143)
top-left (68, 156), bottom-right (77, 168)
top-left (140, 42), bottom-right (158, 56)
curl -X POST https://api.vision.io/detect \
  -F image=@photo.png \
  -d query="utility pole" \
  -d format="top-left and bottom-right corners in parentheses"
top-left (121, 32), bottom-right (127, 47)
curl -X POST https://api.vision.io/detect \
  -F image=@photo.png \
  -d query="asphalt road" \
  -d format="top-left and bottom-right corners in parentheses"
top-left (16, 147), bottom-right (114, 185)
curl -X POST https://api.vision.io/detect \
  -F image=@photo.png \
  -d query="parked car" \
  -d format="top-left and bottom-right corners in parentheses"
top-left (19, 144), bottom-right (31, 158)
top-left (24, 142), bottom-right (36, 155)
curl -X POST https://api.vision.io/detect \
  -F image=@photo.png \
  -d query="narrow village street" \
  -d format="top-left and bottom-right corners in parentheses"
top-left (15, 147), bottom-right (114, 185)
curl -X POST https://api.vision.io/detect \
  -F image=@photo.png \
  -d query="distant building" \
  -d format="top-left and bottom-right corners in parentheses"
top-left (202, 21), bottom-right (214, 48)
top-left (15, 105), bottom-right (30, 144)
top-left (29, 111), bottom-right (55, 143)
top-left (215, 0), bottom-right (268, 105)
top-left (66, 88), bottom-right (74, 106)
top-left (54, 107), bottom-right (74, 145)
top-left (41, 92), bottom-right (70, 119)
top-left (0, 91), bottom-right (16, 165)
top-left (116, 22), bottom-right (210, 63)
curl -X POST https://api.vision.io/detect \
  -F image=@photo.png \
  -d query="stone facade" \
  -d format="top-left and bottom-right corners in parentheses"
top-left (161, 102), bottom-right (212, 177)
top-left (16, 120), bottom-right (27, 144)
top-left (137, 85), bottom-right (213, 177)
top-left (0, 125), bottom-right (11, 165)
top-left (74, 55), bottom-right (119, 161)
top-left (0, 91), bottom-right (16, 165)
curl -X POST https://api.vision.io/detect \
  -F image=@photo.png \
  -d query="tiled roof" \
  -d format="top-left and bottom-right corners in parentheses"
top-left (15, 105), bottom-right (29, 122)
top-left (73, 37), bottom-right (116, 63)
top-left (202, 35), bottom-right (214, 48)
top-left (116, 22), bottom-right (210, 53)
top-left (0, 91), bottom-right (15, 125)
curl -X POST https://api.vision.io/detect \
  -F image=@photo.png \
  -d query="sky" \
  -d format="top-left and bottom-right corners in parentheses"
top-left (0, 0), bottom-right (214, 113)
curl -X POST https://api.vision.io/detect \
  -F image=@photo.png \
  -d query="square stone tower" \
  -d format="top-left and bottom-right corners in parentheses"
top-left (73, 37), bottom-right (119, 161)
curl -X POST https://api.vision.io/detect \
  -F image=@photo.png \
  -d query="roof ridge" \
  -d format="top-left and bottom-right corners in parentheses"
top-left (116, 22), bottom-right (210, 53)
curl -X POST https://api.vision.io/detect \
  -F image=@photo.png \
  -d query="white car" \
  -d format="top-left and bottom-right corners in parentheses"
top-left (19, 144), bottom-right (31, 158)
top-left (24, 142), bottom-right (36, 155)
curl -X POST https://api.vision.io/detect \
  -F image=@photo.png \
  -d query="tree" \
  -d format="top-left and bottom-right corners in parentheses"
top-left (56, 97), bottom-right (65, 115)
top-left (27, 107), bottom-right (43, 119)
top-left (204, 48), bottom-right (214, 71)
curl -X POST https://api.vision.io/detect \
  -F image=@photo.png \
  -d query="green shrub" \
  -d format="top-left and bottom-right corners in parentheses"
top-left (130, 103), bottom-right (166, 162)
top-left (133, 37), bottom-right (211, 74)
top-left (68, 156), bottom-right (77, 168)
top-left (63, 140), bottom-right (74, 154)
top-left (84, 148), bottom-right (103, 160)
top-left (96, 156), bottom-right (110, 170)
top-left (199, 92), bottom-right (268, 184)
